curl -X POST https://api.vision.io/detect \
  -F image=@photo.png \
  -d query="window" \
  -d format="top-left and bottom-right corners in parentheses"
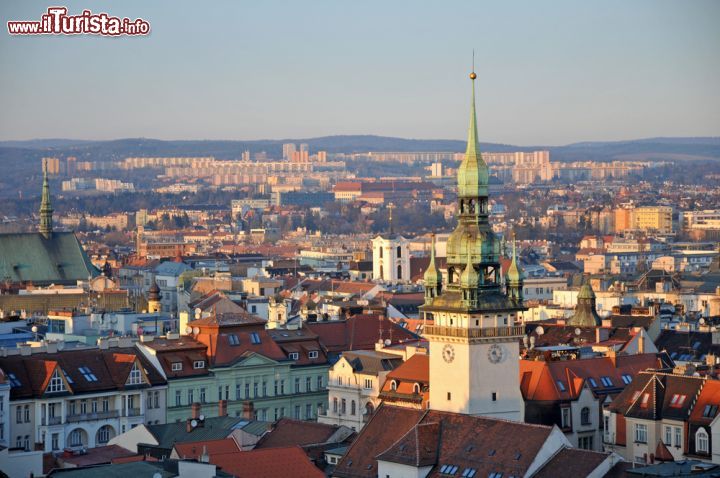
top-left (338, 376), bottom-right (343, 386)
top-left (23, 405), bottom-right (30, 422)
top-left (51, 433), bottom-right (59, 451)
top-left (250, 332), bottom-right (261, 344)
top-left (306, 403), bottom-right (312, 419)
top-left (193, 360), bottom-right (205, 369)
top-left (16, 406), bottom-right (22, 423)
top-left (674, 427), bottom-right (681, 447)
top-left (364, 378), bottom-right (373, 389)
top-left (635, 424), bottom-right (647, 443)
top-left (306, 377), bottom-right (312, 391)
top-left (413, 383), bottom-right (421, 394)
top-left (621, 374), bottom-right (632, 385)
top-left (333, 397), bottom-right (338, 413)
top-left (79, 366), bottom-right (98, 382)
top-left (640, 393), bottom-right (650, 408)
top-left (670, 394), bottom-right (687, 408)
top-left (253, 382), bottom-right (258, 397)
top-left (317, 375), bottom-right (324, 389)
top-left (461, 468), bottom-right (477, 478)
top-left (492, 392), bottom-right (497, 402)
top-left (102, 398), bottom-right (109, 412)
top-left (581, 407), bottom-right (591, 426)
top-left (447, 392), bottom-right (451, 401)
top-left (294, 405), bottom-right (301, 419)
top-left (561, 407), bottom-right (571, 429)
top-left (696, 428), bottom-right (709, 454)
top-left (187, 389), bottom-right (194, 405)
top-left (664, 426), bottom-right (672, 445)
top-left (341, 399), bottom-right (346, 414)
top-left (439, 464), bottom-right (459, 475)
top-left (351, 400), bottom-right (356, 415)
top-left (588, 377), bottom-right (598, 388)
top-left (147, 392), bottom-right (153, 409)
top-left (397, 246), bottom-right (402, 258)
top-left (390, 380), bottom-right (397, 391)
top-left (703, 404), bottom-right (719, 418)
top-left (97, 426), bottom-right (111, 444)
top-left (7, 373), bottom-right (21, 388)
top-left (289, 352), bottom-right (299, 360)
top-left (200, 388), bottom-right (206, 403)
top-left (47, 369), bottom-right (66, 393)
top-left (309, 351), bottom-right (319, 359)
top-left (600, 376), bottom-right (613, 387)
top-left (295, 378), bottom-right (300, 393)
top-left (171, 362), bottom-right (182, 371)
top-left (280, 380), bottom-right (284, 395)
top-left (556, 380), bottom-right (566, 392)
top-left (69, 429), bottom-right (83, 446)
top-left (127, 362), bottom-right (143, 385)
top-left (228, 334), bottom-right (240, 345)
top-left (579, 436), bottom-right (594, 450)
top-left (175, 390), bottom-right (181, 407)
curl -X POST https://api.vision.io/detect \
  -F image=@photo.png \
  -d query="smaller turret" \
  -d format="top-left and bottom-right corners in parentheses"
top-left (460, 239), bottom-right (479, 308)
top-left (506, 240), bottom-right (523, 302)
top-left (568, 279), bottom-right (602, 327)
top-left (424, 233), bottom-right (442, 304)
top-left (147, 281), bottom-right (162, 313)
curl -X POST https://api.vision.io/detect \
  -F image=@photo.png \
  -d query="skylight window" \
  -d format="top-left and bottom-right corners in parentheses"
top-left (670, 394), bottom-right (687, 408)
top-left (250, 332), bottom-right (261, 344)
top-left (7, 373), bottom-right (21, 388)
top-left (640, 393), bottom-right (650, 408)
top-left (703, 405), bottom-right (719, 418)
top-left (228, 334), bottom-right (240, 346)
top-left (79, 366), bottom-right (98, 382)
top-left (588, 377), bottom-right (598, 388)
top-left (461, 469), bottom-right (477, 478)
top-left (632, 391), bottom-right (641, 401)
top-left (556, 380), bottom-right (567, 392)
top-left (439, 465), bottom-right (459, 475)
top-left (600, 376), bottom-right (613, 387)
top-left (622, 374), bottom-right (632, 385)
top-left (489, 473), bottom-right (504, 478)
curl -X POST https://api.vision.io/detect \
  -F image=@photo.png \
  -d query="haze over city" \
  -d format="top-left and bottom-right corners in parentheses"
top-left (1, 0), bottom-right (719, 144)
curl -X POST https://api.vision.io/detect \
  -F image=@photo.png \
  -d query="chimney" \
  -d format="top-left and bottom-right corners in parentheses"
top-left (638, 332), bottom-right (645, 354)
top-left (607, 349), bottom-right (617, 367)
top-left (706, 353), bottom-right (716, 367)
top-left (98, 338), bottom-right (109, 350)
top-left (186, 420), bottom-right (194, 433)
top-left (242, 400), bottom-right (254, 420)
top-left (218, 399), bottom-right (227, 417)
top-left (191, 402), bottom-right (201, 420)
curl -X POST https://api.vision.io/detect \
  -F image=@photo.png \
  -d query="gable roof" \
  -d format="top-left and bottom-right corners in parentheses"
top-left (254, 418), bottom-right (347, 449)
top-left (210, 445), bottom-right (324, 478)
top-left (172, 438), bottom-right (240, 460)
top-left (306, 314), bottom-right (419, 354)
top-left (146, 416), bottom-right (247, 450)
top-left (533, 448), bottom-right (611, 478)
top-left (0, 231), bottom-right (98, 285)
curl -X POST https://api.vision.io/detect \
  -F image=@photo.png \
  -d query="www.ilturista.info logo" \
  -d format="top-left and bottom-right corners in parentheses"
top-left (7, 7), bottom-right (150, 36)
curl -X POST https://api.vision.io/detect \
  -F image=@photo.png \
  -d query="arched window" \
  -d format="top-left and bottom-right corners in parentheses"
top-left (96, 425), bottom-right (114, 445)
top-left (341, 398), bottom-right (347, 414)
top-left (332, 397), bottom-right (338, 413)
top-left (696, 428), bottom-right (709, 454)
top-left (397, 246), bottom-right (402, 258)
top-left (391, 380), bottom-right (397, 391)
top-left (413, 383), bottom-right (421, 394)
top-left (379, 247), bottom-right (383, 258)
top-left (365, 402), bottom-right (374, 416)
top-left (581, 407), bottom-right (591, 426)
top-left (351, 400), bottom-right (356, 415)
top-left (397, 264), bottom-right (402, 280)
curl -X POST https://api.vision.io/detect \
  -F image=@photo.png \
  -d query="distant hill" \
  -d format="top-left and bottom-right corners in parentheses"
top-left (0, 136), bottom-right (718, 163)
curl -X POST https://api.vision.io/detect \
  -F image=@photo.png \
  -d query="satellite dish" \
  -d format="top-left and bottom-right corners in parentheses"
top-left (195, 308), bottom-right (202, 319)
top-left (575, 328), bottom-right (582, 336)
top-left (536, 326), bottom-right (545, 336)
top-left (31, 326), bottom-right (38, 333)
top-left (700, 318), bottom-right (706, 325)
top-left (190, 419), bottom-right (198, 428)
top-left (199, 414), bottom-right (205, 421)
top-left (384, 339), bottom-right (391, 346)
top-left (185, 326), bottom-right (193, 334)
top-left (192, 327), bottom-right (200, 335)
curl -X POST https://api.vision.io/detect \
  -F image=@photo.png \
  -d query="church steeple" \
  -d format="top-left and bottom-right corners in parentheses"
top-left (457, 70), bottom-right (489, 202)
top-left (506, 239), bottom-right (523, 302)
top-left (39, 159), bottom-right (54, 239)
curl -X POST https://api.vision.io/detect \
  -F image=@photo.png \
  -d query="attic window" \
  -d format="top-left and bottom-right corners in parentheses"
top-left (640, 393), bottom-right (650, 408)
top-left (7, 373), bottom-right (21, 388)
top-left (47, 369), bottom-right (67, 393)
top-left (461, 468), bottom-right (477, 478)
top-left (600, 376), bottom-right (613, 387)
top-left (439, 465), bottom-right (459, 475)
top-left (309, 351), bottom-right (319, 359)
top-left (556, 380), bottom-right (567, 392)
top-left (289, 352), bottom-right (299, 360)
top-left (127, 362), bottom-right (143, 385)
top-left (228, 334), bottom-right (240, 346)
top-left (703, 405), bottom-right (718, 418)
top-left (171, 362), bottom-right (182, 371)
top-left (250, 332), bottom-right (261, 344)
top-left (670, 394), bottom-right (687, 408)
top-left (193, 360), bottom-right (205, 369)
top-left (588, 378), bottom-right (598, 388)
top-left (79, 366), bottom-right (98, 382)
top-left (621, 374), bottom-right (632, 385)
top-left (489, 473), bottom-right (503, 478)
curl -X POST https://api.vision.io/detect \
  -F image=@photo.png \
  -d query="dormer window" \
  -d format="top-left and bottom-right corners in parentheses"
top-left (391, 380), bottom-right (397, 391)
top-left (289, 352), bottom-right (299, 360)
top-left (193, 360), bottom-right (205, 369)
top-left (228, 334), bottom-right (240, 346)
top-left (250, 332), bottom-right (261, 344)
top-left (127, 362), bottom-right (143, 385)
top-left (413, 383), bottom-right (421, 394)
top-left (47, 369), bottom-right (67, 393)
top-left (670, 394), bottom-right (687, 408)
top-left (309, 351), bottom-right (319, 359)
top-left (171, 362), bottom-right (182, 372)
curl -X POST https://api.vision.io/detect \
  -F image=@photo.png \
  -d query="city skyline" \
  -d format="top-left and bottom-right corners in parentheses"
top-left (1, 0), bottom-right (719, 145)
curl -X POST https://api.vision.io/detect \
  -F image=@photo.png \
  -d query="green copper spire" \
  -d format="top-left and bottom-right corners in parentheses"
top-left (460, 238), bottom-right (479, 289)
top-left (507, 239), bottom-right (522, 283)
top-left (39, 159), bottom-right (53, 238)
top-left (457, 71), bottom-right (489, 199)
top-left (424, 233), bottom-right (441, 286)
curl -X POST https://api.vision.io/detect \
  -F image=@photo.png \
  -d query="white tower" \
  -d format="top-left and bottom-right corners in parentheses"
top-left (372, 235), bottom-right (410, 283)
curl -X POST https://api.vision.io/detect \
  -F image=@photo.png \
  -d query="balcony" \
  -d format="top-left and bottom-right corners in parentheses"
top-left (126, 408), bottom-right (141, 417)
top-left (424, 325), bottom-right (525, 339)
top-left (41, 416), bottom-right (62, 426)
top-left (65, 410), bottom-right (119, 423)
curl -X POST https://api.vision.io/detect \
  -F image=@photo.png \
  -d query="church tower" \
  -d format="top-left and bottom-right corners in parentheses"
top-left (39, 159), bottom-right (54, 239)
top-left (372, 204), bottom-right (410, 284)
top-left (421, 70), bottom-right (526, 421)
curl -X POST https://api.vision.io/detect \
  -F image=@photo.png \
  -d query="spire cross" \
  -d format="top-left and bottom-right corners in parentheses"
top-left (388, 202), bottom-right (396, 235)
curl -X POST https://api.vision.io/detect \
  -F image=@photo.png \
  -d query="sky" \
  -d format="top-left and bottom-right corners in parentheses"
top-left (0, 0), bottom-right (718, 145)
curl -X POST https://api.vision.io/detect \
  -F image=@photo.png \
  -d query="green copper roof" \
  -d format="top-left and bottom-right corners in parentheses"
top-left (423, 234), bottom-right (441, 286)
top-left (460, 241), bottom-right (479, 288)
top-left (0, 232), bottom-right (99, 285)
top-left (457, 76), bottom-right (489, 198)
top-left (578, 281), bottom-right (596, 300)
top-left (39, 160), bottom-right (53, 238)
top-left (506, 240), bottom-right (522, 283)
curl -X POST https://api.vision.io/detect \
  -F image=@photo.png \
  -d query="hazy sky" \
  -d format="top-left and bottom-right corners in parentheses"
top-left (1, 0), bottom-right (718, 145)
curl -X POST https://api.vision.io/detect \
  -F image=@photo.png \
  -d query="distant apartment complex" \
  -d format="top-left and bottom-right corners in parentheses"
top-left (615, 206), bottom-right (673, 234)
top-left (61, 178), bottom-right (135, 193)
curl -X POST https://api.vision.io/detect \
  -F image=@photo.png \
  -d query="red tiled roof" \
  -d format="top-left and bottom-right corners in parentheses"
top-left (254, 418), bottom-right (343, 449)
top-left (533, 448), bottom-right (609, 478)
top-left (57, 444), bottom-right (136, 467)
top-left (210, 446), bottom-right (324, 478)
top-left (306, 314), bottom-right (418, 354)
top-left (690, 379), bottom-right (720, 424)
top-left (173, 438), bottom-right (240, 459)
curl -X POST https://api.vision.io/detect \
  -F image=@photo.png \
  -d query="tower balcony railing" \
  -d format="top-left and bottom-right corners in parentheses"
top-left (424, 325), bottom-right (524, 339)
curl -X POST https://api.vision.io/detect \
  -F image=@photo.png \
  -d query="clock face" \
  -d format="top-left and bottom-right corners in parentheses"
top-left (488, 344), bottom-right (505, 364)
top-left (442, 344), bottom-right (455, 363)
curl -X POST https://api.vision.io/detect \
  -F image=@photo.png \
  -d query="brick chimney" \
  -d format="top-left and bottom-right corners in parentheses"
top-left (638, 331), bottom-right (645, 354)
top-left (218, 399), bottom-right (227, 417)
top-left (191, 402), bottom-right (201, 420)
top-left (242, 400), bottom-right (254, 420)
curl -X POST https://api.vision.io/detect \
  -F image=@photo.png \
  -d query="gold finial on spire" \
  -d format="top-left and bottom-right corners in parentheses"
top-left (470, 49), bottom-right (477, 80)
